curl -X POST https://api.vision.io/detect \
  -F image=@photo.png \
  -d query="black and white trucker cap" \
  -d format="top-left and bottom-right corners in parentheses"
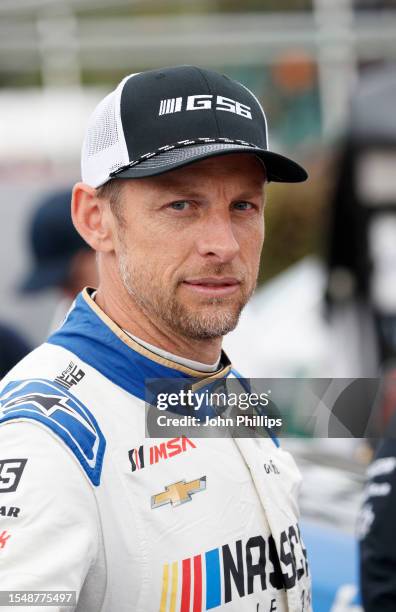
top-left (82, 65), bottom-right (308, 188)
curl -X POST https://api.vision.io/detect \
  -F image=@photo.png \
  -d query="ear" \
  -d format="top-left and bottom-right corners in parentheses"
top-left (71, 182), bottom-right (115, 253)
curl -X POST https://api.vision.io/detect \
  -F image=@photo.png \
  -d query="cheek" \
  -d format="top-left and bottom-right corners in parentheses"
top-left (238, 220), bottom-right (265, 265)
top-left (127, 220), bottom-right (190, 261)
top-left (148, 229), bottom-right (193, 276)
top-left (120, 237), bottom-right (183, 287)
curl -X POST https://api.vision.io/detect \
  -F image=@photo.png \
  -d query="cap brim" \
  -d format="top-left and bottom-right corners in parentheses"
top-left (112, 142), bottom-right (308, 183)
top-left (19, 257), bottom-right (71, 294)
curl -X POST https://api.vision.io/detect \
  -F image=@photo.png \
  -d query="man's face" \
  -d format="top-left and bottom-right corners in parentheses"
top-left (112, 153), bottom-right (266, 340)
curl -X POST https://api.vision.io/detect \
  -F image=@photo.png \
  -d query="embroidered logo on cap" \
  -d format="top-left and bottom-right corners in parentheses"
top-left (159, 95), bottom-right (252, 119)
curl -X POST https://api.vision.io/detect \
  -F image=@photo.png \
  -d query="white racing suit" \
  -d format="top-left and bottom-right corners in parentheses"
top-left (0, 289), bottom-right (311, 612)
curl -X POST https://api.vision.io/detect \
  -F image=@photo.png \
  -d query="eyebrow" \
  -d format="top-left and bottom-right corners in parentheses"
top-left (151, 183), bottom-right (265, 200)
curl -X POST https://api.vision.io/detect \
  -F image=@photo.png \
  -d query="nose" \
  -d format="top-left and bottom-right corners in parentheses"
top-left (195, 212), bottom-right (240, 263)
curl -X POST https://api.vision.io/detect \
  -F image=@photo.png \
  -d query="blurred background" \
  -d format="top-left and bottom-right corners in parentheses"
top-left (1, 0), bottom-right (396, 610)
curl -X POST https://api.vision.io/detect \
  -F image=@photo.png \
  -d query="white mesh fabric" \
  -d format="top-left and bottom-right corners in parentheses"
top-left (81, 77), bottom-right (132, 188)
top-left (86, 93), bottom-right (119, 156)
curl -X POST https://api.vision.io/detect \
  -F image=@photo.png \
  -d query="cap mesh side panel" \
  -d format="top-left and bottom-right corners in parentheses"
top-left (86, 93), bottom-right (119, 156)
top-left (81, 90), bottom-right (129, 187)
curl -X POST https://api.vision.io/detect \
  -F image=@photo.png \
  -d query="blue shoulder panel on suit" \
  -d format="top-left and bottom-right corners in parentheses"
top-left (0, 378), bottom-right (106, 486)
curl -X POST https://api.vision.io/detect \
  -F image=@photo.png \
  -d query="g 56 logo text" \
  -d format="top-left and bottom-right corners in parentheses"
top-left (159, 95), bottom-right (252, 119)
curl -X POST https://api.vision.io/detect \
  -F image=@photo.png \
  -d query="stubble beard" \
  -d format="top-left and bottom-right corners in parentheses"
top-left (118, 251), bottom-right (255, 340)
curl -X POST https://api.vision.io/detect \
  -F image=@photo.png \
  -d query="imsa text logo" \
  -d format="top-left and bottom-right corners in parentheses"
top-left (128, 436), bottom-right (196, 472)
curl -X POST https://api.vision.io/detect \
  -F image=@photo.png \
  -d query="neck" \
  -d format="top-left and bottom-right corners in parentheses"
top-left (94, 279), bottom-right (223, 366)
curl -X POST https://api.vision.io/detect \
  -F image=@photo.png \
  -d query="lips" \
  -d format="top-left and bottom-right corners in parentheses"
top-left (182, 277), bottom-right (241, 296)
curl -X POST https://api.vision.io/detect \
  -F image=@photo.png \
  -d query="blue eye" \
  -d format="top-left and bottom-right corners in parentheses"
top-left (170, 201), bottom-right (189, 210)
top-left (233, 202), bottom-right (253, 210)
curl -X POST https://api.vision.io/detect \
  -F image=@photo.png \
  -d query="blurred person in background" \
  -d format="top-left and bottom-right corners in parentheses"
top-left (0, 66), bottom-right (311, 612)
top-left (20, 188), bottom-right (98, 332)
top-left (359, 366), bottom-right (396, 611)
top-left (343, 64), bottom-right (396, 611)
top-left (325, 65), bottom-right (396, 380)
top-left (359, 400), bottom-right (396, 611)
top-left (0, 323), bottom-right (31, 380)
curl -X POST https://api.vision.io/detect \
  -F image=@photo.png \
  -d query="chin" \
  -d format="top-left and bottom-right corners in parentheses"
top-left (181, 309), bottom-right (242, 340)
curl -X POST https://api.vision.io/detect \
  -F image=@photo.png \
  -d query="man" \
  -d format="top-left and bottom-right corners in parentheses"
top-left (0, 66), bottom-right (310, 611)
top-left (20, 188), bottom-right (98, 333)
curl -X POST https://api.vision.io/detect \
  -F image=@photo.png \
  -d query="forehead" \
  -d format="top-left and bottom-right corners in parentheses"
top-left (136, 153), bottom-right (267, 194)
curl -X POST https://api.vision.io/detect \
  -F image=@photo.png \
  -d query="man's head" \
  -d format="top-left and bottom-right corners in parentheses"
top-left (72, 66), bottom-right (307, 343)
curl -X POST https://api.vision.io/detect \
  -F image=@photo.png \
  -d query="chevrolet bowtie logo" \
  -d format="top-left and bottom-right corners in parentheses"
top-left (151, 476), bottom-right (206, 509)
